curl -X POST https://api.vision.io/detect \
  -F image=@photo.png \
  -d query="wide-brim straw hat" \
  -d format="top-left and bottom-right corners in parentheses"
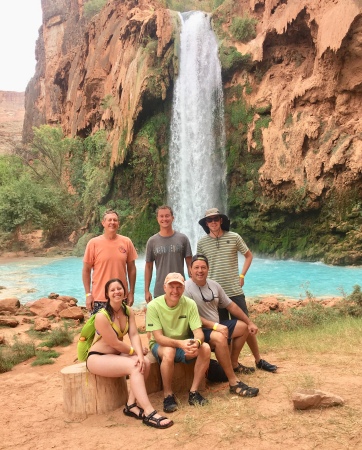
top-left (198, 208), bottom-right (230, 234)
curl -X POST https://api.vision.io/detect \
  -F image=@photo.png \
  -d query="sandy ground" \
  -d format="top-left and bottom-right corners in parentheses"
top-left (1, 311), bottom-right (362, 450)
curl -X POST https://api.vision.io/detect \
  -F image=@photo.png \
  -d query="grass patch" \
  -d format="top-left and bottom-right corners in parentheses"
top-left (31, 350), bottom-right (60, 366)
top-left (256, 312), bottom-right (362, 355)
top-left (40, 324), bottom-right (76, 348)
top-left (0, 338), bottom-right (36, 373)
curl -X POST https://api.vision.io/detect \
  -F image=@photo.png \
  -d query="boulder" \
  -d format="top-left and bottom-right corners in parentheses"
top-left (249, 303), bottom-right (270, 314)
top-left (48, 293), bottom-right (59, 299)
top-left (292, 389), bottom-right (344, 410)
top-left (0, 335), bottom-right (6, 345)
top-left (0, 317), bottom-right (19, 328)
top-left (260, 297), bottom-right (280, 310)
top-left (57, 295), bottom-right (78, 305)
top-left (29, 298), bottom-right (67, 318)
top-left (279, 300), bottom-right (300, 312)
top-left (22, 317), bottom-right (33, 324)
top-left (34, 317), bottom-right (52, 331)
top-left (59, 307), bottom-right (84, 321)
top-left (0, 298), bottom-right (21, 314)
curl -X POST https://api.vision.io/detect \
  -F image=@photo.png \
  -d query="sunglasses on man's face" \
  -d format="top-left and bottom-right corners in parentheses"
top-left (205, 216), bottom-right (220, 223)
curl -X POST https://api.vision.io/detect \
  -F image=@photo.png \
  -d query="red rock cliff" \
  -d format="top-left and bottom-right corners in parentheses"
top-left (0, 91), bottom-right (24, 154)
top-left (23, 0), bottom-right (177, 166)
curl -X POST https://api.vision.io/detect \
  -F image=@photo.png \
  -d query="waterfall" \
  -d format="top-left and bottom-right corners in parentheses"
top-left (167, 10), bottom-right (227, 251)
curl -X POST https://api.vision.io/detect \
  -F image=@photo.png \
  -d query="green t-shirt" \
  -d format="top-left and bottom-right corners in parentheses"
top-left (146, 295), bottom-right (202, 349)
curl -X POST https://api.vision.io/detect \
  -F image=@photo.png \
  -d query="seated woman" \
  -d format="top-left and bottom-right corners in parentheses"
top-left (86, 278), bottom-right (173, 429)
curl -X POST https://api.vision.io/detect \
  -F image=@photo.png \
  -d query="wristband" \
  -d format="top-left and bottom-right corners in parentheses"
top-left (85, 293), bottom-right (92, 297)
top-left (196, 339), bottom-right (202, 348)
top-left (129, 347), bottom-right (134, 356)
top-left (213, 323), bottom-right (218, 331)
top-left (239, 274), bottom-right (245, 278)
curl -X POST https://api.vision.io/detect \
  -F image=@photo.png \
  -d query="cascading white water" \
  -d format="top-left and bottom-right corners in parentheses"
top-left (167, 10), bottom-right (227, 251)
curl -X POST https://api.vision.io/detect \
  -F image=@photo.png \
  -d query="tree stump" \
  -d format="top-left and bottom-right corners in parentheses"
top-left (61, 362), bottom-right (128, 422)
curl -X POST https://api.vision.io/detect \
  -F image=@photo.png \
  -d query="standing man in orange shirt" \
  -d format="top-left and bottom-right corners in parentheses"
top-left (82, 209), bottom-right (138, 313)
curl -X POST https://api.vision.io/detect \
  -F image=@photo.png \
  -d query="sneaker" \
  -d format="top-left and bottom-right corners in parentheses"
top-left (256, 359), bottom-right (277, 373)
top-left (163, 394), bottom-right (178, 413)
top-left (188, 391), bottom-right (208, 406)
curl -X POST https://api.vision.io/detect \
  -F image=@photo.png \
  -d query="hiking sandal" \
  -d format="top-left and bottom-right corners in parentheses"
top-left (233, 362), bottom-right (256, 375)
top-left (123, 402), bottom-right (144, 420)
top-left (230, 381), bottom-right (259, 398)
top-left (142, 410), bottom-right (174, 429)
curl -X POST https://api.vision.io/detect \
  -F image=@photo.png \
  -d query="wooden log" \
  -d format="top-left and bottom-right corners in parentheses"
top-left (145, 353), bottom-right (205, 394)
top-left (61, 362), bottom-right (128, 422)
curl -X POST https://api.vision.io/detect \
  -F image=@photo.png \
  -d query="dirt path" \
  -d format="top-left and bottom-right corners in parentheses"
top-left (1, 318), bottom-right (361, 450)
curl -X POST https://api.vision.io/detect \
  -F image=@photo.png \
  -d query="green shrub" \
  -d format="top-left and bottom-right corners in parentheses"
top-left (254, 301), bottom-right (340, 334)
top-left (219, 45), bottom-right (251, 74)
top-left (230, 16), bottom-right (257, 42)
top-left (84, 0), bottom-right (107, 19)
top-left (0, 338), bottom-right (36, 373)
top-left (31, 350), bottom-right (60, 366)
top-left (339, 285), bottom-right (362, 317)
top-left (39, 324), bottom-right (75, 348)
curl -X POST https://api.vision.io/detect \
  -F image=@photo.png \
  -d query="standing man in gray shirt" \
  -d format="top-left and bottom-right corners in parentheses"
top-left (144, 205), bottom-right (192, 303)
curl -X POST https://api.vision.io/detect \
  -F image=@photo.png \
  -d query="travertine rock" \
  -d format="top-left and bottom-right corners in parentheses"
top-left (0, 91), bottom-right (24, 154)
top-left (59, 306), bottom-right (84, 320)
top-left (0, 298), bottom-right (21, 314)
top-left (34, 317), bottom-right (52, 331)
top-left (29, 298), bottom-right (67, 318)
top-left (0, 317), bottom-right (19, 328)
top-left (292, 388), bottom-right (344, 410)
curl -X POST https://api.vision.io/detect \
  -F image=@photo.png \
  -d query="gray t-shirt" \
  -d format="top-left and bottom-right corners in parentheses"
top-left (184, 278), bottom-right (231, 322)
top-left (145, 231), bottom-right (192, 297)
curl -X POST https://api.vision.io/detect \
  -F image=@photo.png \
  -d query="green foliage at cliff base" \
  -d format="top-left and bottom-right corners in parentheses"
top-left (84, 0), bottom-right (107, 20)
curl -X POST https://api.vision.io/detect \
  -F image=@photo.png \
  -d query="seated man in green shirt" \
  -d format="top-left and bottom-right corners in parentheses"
top-left (146, 272), bottom-right (211, 413)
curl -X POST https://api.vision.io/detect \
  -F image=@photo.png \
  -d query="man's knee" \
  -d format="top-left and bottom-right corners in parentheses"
top-left (197, 342), bottom-right (211, 360)
top-left (210, 332), bottom-right (228, 350)
top-left (160, 346), bottom-right (177, 364)
top-left (232, 320), bottom-right (249, 338)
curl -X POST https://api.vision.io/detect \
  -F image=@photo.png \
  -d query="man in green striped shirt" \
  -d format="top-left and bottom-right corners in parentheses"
top-left (197, 208), bottom-right (277, 373)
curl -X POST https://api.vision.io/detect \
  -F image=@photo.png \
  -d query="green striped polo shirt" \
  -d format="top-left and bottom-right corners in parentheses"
top-left (196, 231), bottom-right (249, 297)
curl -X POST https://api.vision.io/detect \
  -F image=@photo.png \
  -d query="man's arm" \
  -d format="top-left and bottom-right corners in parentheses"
top-left (199, 315), bottom-right (229, 339)
top-left (239, 250), bottom-right (253, 288)
top-left (185, 256), bottom-right (192, 278)
top-left (144, 261), bottom-right (154, 303)
top-left (227, 301), bottom-right (258, 335)
top-left (82, 262), bottom-right (93, 311)
top-left (126, 260), bottom-right (136, 306)
top-left (152, 328), bottom-right (190, 351)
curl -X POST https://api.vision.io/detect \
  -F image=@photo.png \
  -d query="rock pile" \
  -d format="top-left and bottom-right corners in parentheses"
top-left (0, 294), bottom-right (86, 336)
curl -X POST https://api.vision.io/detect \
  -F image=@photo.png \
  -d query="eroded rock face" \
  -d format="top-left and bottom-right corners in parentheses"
top-left (0, 91), bottom-right (24, 154)
top-left (23, 0), bottom-right (177, 167)
top-left (243, 0), bottom-right (362, 200)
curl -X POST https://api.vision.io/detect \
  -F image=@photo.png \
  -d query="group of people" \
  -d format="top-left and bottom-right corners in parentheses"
top-left (81, 206), bottom-right (277, 429)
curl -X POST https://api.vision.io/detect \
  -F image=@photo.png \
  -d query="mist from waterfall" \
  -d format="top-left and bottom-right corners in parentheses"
top-left (167, 11), bottom-right (227, 251)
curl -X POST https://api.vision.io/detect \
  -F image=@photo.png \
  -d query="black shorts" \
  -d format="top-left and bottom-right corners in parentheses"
top-left (203, 319), bottom-right (237, 344)
top-left (218, 294), bottom-right (249, 321)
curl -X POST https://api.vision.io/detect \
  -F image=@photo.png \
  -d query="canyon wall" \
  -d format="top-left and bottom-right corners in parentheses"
top-left (23, 0), bottom-right (362, 264)
top-left (0, 91), bottom-right (24, 154)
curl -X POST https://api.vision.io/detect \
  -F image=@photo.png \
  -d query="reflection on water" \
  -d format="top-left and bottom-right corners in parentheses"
top-left (0, 256), bottom-right (361, 307)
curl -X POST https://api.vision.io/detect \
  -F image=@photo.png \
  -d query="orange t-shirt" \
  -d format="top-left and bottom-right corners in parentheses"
top-left (83, 234), bottom-right (138, 301)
